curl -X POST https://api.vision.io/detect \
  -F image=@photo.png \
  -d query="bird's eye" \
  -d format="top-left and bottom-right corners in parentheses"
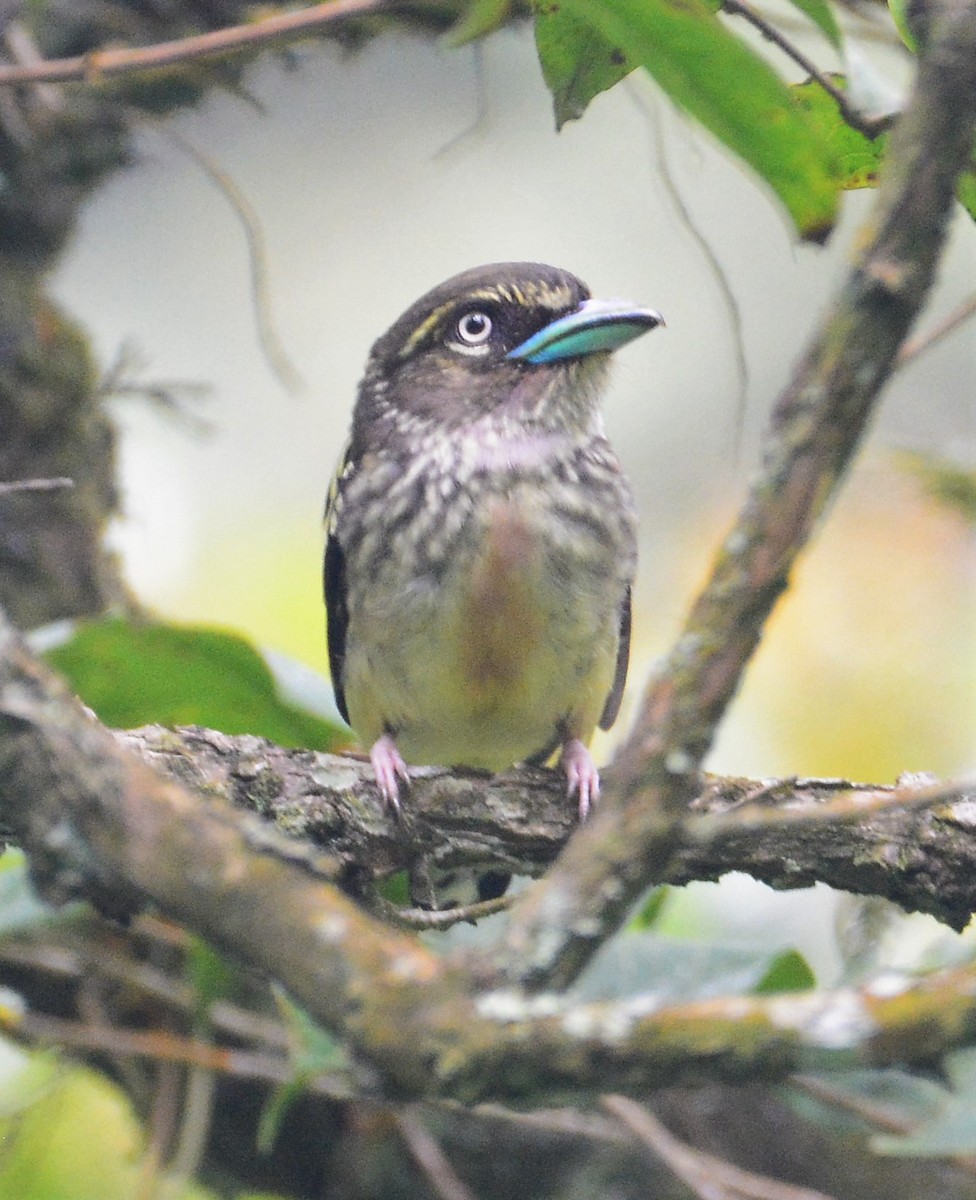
top-left (455, 311), bottom-right (493, 347)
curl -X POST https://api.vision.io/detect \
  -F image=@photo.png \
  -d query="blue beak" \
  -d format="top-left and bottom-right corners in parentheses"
top-left (506, 298), bottom-right (664, 365)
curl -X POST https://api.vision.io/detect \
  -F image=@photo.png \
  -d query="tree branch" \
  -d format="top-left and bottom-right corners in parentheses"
top-left (5, 610), bottom-right (976, 1104)
top-left (722, 0), bottom-right (891, 139)
top-left (0, 0), bottom-right (393, 87)
top-left (489, 0), bottom-right (976, 994)
top-left (114, 724), bottom-right (976, 931)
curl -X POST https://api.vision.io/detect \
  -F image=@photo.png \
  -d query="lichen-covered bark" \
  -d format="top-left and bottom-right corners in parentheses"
top-left (6, 609), bottom-right (976, 1110)
top-left (115, 724), bottom-right (976, 931)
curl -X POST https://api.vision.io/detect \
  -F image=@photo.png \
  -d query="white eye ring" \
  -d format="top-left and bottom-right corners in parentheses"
top-left (455, 311), bottom-right (493, 346)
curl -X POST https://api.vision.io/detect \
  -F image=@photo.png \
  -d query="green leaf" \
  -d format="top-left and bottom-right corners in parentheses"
top-left (258, 988), bottom-right (349, 1153)
top-left (784, 0), bottom-right (843, 48)
top-left (535, 0), bottom-right (840, 238)
top-left (0, 1044), bottom-right (60, 1120)
top-left (0, 1058), bottom-right (145, 1200)
top-left (445, 0), bottom-right (514, 46)
top-left (377, 870), bottom-right (411, 907)
top-left (533, 4), bottom-right (637, 128)
top-left (792, 79), bottom-right (886, 191)
top-left (629, 886), bottom-right (672, 931)
top-left (888, 0), bottom-right (919, 51)
top-left (957, 162), bottom-right (976, 223)
top-left (44, 617), bottom-right (347, 750)
top-left (186, 937), bottom-right (243, 1017)
top-left (754, 948), bottom-right (817, 994)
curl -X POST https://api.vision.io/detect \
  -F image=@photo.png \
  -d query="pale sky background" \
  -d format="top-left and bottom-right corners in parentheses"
top-left (48, 23), bottom-right (975, 975)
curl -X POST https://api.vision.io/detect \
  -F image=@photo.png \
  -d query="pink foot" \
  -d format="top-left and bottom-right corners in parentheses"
top-left (562, 738), bottom-right (600, 820)
top-left (370, 733), bottom-right (410, 814)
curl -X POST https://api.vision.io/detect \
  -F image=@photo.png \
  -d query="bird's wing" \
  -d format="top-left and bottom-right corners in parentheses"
top-left (599, 586), bottom-right (631, 730)
top-left (323, 442), bottom-right (353, 725)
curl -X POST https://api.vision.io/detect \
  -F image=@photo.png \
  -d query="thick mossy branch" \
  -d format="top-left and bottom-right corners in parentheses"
top-left (489, 0), bottom-right (976, 994)
top-left (5, 609), bottom-right (976, 1107)
top-left (117, 724), bottom-right (976, 931)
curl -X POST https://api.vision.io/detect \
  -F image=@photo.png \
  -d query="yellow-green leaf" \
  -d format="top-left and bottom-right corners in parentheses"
top-left (445, 0), bottom-right (514, 47)
top-left (957, 162), bottom-right (976, 223)
top-left (793, 79), bottom-right (887, 191)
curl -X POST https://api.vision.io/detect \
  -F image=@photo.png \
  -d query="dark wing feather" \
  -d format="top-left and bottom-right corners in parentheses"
top-left (323, 444), bottom-right (352, 725)
top-left (598, 586), bottom-right (631, 730)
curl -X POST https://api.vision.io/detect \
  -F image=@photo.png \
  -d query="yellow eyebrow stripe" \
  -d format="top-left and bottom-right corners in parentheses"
top-left (397, 301), bottom-right (456, 359)
top-left (396, 282), bottom-right (577, 359)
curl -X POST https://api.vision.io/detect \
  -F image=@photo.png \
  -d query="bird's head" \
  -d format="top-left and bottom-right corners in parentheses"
top-left (352, 262), bottom-right (662, 449)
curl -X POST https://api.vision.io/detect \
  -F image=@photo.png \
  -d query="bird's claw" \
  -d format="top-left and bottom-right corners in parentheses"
top-left (370, 734), bottom-right (410, 815)
top-left (562, 738), bottom-right (600, 821)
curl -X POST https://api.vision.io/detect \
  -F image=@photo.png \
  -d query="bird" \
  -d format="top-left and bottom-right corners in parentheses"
top-left (323, 262), bottom-right (661, 902)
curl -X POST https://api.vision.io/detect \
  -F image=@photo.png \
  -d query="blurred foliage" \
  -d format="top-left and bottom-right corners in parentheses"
top-left (898, 451), bottom-right (976, 524)
top-left (716, 462), bottom-right (975, 780)
top-left (0, 851), bottom-right (65, 939)
top-left (0, 1043), bottom-right (233, 1200)
top-left (445, 0), bottom-right (517, 45)
top-left (887, 0), bottom-right (920, 51)
top-left (957, 162), bottom-right (976, 221)
top-left (43, 616), bottom-right (346, 749)
top-left (630, 885), bottom-right (672, 930)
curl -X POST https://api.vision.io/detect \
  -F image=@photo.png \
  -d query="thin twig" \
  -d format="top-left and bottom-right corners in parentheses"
top-left (790, 1074), bottom-right (976, 1175)
top-left (722, 0), bottom-right (891, 138)
top-left (706, 775), bottom-right (974, 831)
top-left (626, 81), bottom-right (750, 460)
top-left (156, 124), bottom-right (303, 395)
top-left (897, 291), bottom-right (976, 364)
top-left (0, 0), bottom-right (392, 87)
top-left (3, 20), bottom-right (61, 110)
top-left (374, 893), bottom-right (514, 930)
top-left (7, 1009), bottom-right (354, 1095)
top-left (603, 1094), bottom-right (837, 1200)
top-left (169, 1053), bottom-right (217, 1185)
top-left (434, 41), bottom-right (489, 158)
top-left (0, 938), bottom-right (290, 1054)
top-left (97, 342), bottom-right (213, 433)
top-left (0, 477), bottom-right (74, 495)
top-left (396, 1107), bottom-right (481, 1200)
top-left (142, 1061), bottom-right (182, 1200)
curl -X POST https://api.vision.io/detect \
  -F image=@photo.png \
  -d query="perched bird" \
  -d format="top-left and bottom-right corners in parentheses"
top-left (324, 262), bottom-right (661, 878)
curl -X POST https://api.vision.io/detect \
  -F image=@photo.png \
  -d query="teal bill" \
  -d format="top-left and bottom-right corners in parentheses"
top-left (507, 298), bottom-right (664, 365)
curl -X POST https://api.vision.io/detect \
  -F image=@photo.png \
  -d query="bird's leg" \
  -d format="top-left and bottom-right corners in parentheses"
top-left (369, 733), bottom-right (410, 814)
top-left (561, 738), bottom-right (600, 820)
